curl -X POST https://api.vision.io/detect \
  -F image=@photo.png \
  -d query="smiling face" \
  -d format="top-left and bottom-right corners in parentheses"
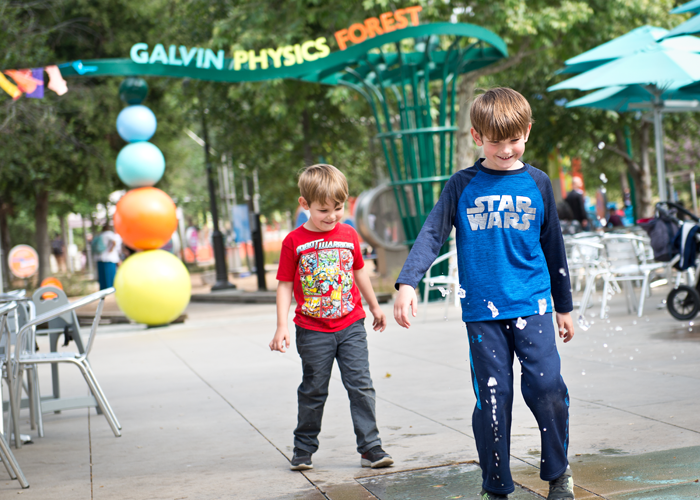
top-left (299, 197), bottom-right (345, 232)
top-left (471, 123), bottom-right (532, 171)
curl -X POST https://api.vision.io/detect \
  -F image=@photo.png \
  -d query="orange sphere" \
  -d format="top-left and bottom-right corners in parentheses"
top-left (114, 187), bottom-right (178, 250)
top-left (40, 277), bottom-right (63, 299)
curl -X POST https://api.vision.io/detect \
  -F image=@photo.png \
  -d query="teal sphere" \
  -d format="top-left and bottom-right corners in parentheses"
top-left (117, 105), bottom-right (157, 142)
top-left (116, 142), bottom-right (165, 188)
top-left (119, 78), bottom-right (149, 105)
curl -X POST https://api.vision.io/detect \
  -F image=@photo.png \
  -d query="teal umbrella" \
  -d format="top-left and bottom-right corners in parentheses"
top-left (566, 84), bottom-right (700, 111)
top-left (671, 0), bottom-right (700, 14)
top-left (549, 43), bottom-right (700, 201)
top-left (559, 26), bottom-right (700, 74)
top-left (549, 45), bottom-right (700, 92)
top-left (664, 14), bottom-right (700, 38)
top-left (662, 0), bottom-right (700, 39)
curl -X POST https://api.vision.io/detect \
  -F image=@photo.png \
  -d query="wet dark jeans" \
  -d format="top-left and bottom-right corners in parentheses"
top-left (294, 319), bottom-right (381, 454)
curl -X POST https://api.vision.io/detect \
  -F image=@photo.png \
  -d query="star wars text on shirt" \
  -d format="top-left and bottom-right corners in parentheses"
top-left (466, 195), bottom-right (537, 231)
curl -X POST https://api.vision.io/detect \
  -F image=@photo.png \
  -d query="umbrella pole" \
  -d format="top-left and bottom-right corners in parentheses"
top-left (653, 106), bottom-right (667, 202)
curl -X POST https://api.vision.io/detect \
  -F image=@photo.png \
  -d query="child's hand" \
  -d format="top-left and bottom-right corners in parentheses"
top-left (556, 312), bottom-right (575, 343)
top-left (269, 327), bottom-right (291, 352)
top-left (393, 284), bottom-right (418, 328)
top-left (370, 305), bottom-right (387, 332)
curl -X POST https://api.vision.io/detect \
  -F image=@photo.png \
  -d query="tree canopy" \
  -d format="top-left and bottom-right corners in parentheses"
top-left (1, 0), bottom-right (699, 282)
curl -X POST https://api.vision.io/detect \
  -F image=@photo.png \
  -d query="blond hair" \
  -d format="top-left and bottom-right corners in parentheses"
top-left (470, 87), bottom-right (533, 141)
top-left (298, 164), bottom-right (348, 206)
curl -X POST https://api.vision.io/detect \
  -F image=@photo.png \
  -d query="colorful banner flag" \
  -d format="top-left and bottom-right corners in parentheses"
top-left (26, 68), bottom-right (44, 98)
top-left (3, 69), bottom-right (42, 94)
top-left (45, 65), bottom-right (68, 95)
top-left (0, 72), bottom-right (21, 99)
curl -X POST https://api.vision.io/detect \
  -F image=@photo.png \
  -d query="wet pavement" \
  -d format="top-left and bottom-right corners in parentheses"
top-left (1, 281), bottom-right (699, 499)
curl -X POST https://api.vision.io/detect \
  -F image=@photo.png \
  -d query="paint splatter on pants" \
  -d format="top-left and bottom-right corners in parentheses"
top-left (466, 313), bottom-right (569, 495)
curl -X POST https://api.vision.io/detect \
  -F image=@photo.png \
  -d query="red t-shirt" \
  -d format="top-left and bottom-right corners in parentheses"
top-left (277, 223), bottom-right (366, 332)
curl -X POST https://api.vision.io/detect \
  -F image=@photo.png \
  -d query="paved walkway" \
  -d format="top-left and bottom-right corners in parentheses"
top-left (2, 284), bottom-right (699, 499)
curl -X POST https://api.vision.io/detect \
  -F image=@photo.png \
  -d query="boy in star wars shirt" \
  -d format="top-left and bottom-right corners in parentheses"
top-left (394, 89), bottom-right (576, 500)
top-left (270, 164), bottom-right (392, 471)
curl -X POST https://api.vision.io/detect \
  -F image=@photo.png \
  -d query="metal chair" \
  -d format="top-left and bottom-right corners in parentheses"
top-left (10, 288), bottom-right (121, 448)
top-left (422, 249), bottom-right (460, 319)
top-left (0, 302), bottom-right (29, 489)
top-left (597, 234), bottom-right (665, 319)
top-left (32, 285), bottom-right (87, 406)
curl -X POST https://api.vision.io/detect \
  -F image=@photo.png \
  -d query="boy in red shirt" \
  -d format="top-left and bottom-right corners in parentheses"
top-left (270, 164), bottom-right (392, 471)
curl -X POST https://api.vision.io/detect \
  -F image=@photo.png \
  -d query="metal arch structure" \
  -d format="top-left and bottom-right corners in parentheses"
top-left (58, 22), bottom-right (508, 250)
top-left (295, 24), bottom-right (508, 246)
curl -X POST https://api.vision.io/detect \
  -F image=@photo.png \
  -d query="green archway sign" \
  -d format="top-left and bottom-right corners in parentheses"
top-left (60, 16), bottom-right (508, 251)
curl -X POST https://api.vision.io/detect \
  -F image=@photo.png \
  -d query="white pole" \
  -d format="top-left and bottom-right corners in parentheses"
top-left (653, 106), bottom-right (667, 202)
top-left (0, 243), bottom-right (4, 294)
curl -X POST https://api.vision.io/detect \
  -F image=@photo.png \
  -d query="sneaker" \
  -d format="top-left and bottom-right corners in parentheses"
top-left (480, 489), bottom-right (509, 500)
top-left (547, 466), bottom-right (575, 499)
top-left (360, 446), bottom-right (394, 468)
top-left (290, 447), bottom-right (313, 471)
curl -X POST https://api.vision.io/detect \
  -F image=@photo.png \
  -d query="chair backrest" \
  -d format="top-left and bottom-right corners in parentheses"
top-left (603, 237), bottom-right (641, 269)
top-left (569, 236), bottom-right (602, 265)
top-left (32, 286), bottom-right (80, 335)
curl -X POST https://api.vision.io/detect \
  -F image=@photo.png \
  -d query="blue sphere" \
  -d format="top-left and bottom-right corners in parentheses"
top-left (116, 105), bottom-right (157, 142)
top-left (116, 142), bottom-right (165, 187)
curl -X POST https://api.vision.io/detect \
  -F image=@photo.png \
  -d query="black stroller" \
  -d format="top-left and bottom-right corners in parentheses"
top-left (644, 201), bottom-right (700, 320)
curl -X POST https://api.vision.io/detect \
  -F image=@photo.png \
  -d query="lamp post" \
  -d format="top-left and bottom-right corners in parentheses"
top-left (199, 103), bottom-right (235, 291)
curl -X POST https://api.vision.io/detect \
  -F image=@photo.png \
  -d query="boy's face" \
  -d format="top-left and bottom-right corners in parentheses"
top-left (470, 123), bottom-right (532, 171)
top-left (299, 197), bottom-right (345, 232)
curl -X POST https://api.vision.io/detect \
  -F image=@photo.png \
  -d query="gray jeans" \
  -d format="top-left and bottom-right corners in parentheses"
top-left (294, 319), bottom-right (381, 454)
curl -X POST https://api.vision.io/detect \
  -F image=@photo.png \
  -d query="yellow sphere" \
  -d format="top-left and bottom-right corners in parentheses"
top-left (114, 250), bottom-right (191, 326)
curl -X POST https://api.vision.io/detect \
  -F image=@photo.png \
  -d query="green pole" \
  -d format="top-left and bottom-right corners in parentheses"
top-left (624, 126), bottom-right (638, 222)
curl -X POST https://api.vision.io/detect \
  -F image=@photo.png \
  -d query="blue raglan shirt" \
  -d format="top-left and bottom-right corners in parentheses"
top-left (396, 160), bottom-right (573, 323)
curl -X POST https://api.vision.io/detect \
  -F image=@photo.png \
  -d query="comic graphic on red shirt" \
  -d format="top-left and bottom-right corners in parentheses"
top-left (277, 224), bottom-right (365, 332)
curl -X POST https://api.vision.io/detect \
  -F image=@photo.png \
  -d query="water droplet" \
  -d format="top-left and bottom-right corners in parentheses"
top-left (632, 320), bottom-right (637, 325)
top-left (516, 317), bottom-right (527, 330)
top-left (540, 372), bottom-right (544, 376)
top-left (559, 268), bottom-right (567, 276)
top-left (577, 314), bottom-right (590, 331)
top-left (543, 428), bottom-right (547, 431)
top-left (438, 287), bottom-right (449, 297)
top-left (582, 370), bottom-right (586, 375)
top-left (488, 301), bottom-right (499, 318)
top-left (603, 343), bottom-right (608, 348)
top-left (488, 377), bottom-right (498, 387)
top-left (538, 298), bottom-right (547, 315)
top-left (458, 287), bottom-right (466, 299)
top-left (629, 356), bottom-right (634, 360)
top-left (615, 326), bottom-right (623, 331)
top-left (673, 356), bottom-right (677, 360)
top-left (599, 173), bottom-right (608, 183)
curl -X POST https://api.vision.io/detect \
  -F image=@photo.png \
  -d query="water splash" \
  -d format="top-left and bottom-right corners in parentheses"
top-left (438, 287), bottom-right (450, 297)
top-left (559, 268), bottom-right (567, 276)
top-left (458, 287), bottom-right (466, 299)
top-left (488, 377), bottom-right (498, 387)
top-left (516, 317), bottom-right (527, 330)
top-left (538, 298), bottom-right (547, 315)
top-left (488, 301), bottom-right (499, 318)
top-left (577, 314), bottom-right (591, 331)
